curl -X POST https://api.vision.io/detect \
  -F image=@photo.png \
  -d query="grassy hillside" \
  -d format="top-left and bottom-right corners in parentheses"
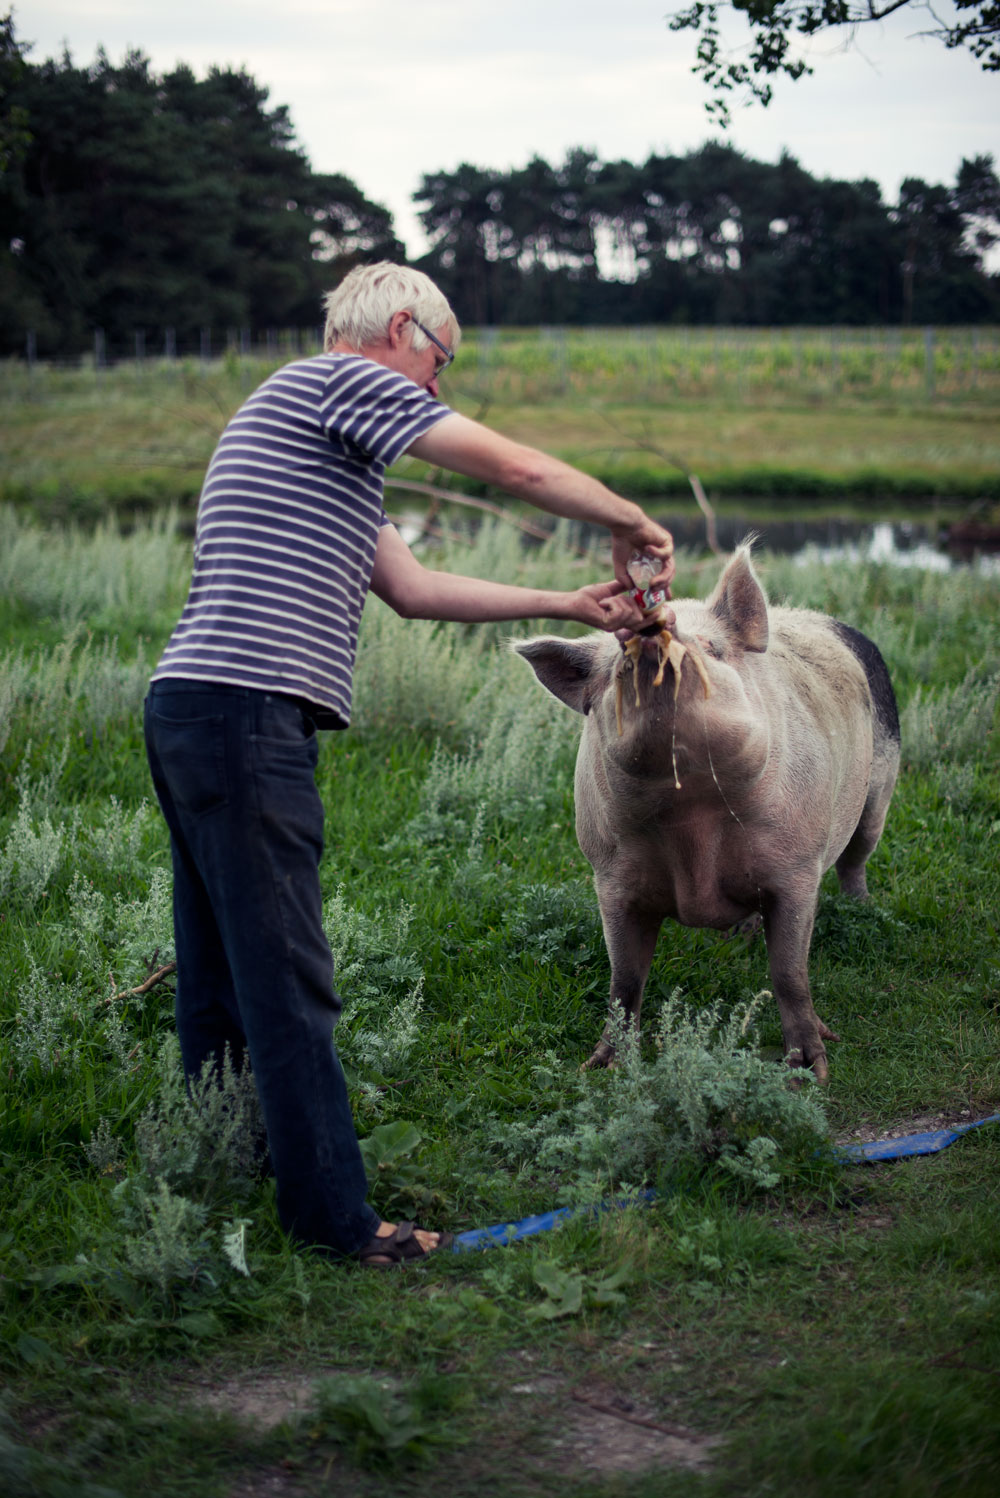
top-left (3, 327), bottom-right (999, 529)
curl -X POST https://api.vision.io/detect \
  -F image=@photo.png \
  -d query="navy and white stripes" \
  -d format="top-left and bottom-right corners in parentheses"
top-left (152, 354), bottom-right (449, 727)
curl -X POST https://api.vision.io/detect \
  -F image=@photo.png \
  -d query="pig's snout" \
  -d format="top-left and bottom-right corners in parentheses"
top-left (615, 604), bottom-right (677, 647)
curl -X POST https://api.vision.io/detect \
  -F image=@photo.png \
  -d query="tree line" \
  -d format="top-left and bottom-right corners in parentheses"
top-left (0, 16), bottom-right (402, 357)
top-left (1, 13), bottom-right (998, 357)
top-left (412, 147), bottom-right (1000, 328)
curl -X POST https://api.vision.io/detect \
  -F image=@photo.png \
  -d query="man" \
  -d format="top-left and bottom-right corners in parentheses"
top-left (144, 263), bottom-right (674, 1266)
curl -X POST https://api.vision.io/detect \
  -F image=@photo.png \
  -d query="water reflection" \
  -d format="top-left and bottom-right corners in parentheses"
top-left (803, 521), bottom-right (951, 572)
top-left (659, 514), bottom-right (999, 574)
top-left (397, 507), bottom-right (999, 575)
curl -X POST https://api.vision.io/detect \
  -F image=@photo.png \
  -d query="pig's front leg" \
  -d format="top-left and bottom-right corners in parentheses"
top-left (587, 894), bottom-right (663, 1068)
top-left (763, 892), bottom-right (840, 1084)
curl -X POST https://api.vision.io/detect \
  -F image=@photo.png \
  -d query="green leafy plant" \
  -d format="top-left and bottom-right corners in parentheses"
top-left (498, 991), bottom-right (829, 1195)
top-left (306, 1373), bottom-right (461, 1469)
top-left (525, 1254), bottom-right (633, 1320)
top-left (322, 887), bottom-right (425, 1085)
top-left (77, 1042), bottom-right (267, 1308)
top-left (502, 880), bottom-right (601, 963)
top-left (357, 1120), bottom-right (446, 1219)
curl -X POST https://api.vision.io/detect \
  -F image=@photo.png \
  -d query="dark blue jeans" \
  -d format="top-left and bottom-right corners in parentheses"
top-left (143, 679), bottom-right (379, 1257)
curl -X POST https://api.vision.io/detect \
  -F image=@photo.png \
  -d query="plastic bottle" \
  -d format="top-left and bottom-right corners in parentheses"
top-left (627, 552), bottom-right (667, 613)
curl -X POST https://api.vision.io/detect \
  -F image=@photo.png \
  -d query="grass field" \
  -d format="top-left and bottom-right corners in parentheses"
top-left (1, 500), bottom-right (998, 1496)
top-left (3, 326), bottom-right (1000, 531)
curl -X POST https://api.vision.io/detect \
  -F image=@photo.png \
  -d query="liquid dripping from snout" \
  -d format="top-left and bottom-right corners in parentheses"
top-left (614, 624), bottom-right (713, 789)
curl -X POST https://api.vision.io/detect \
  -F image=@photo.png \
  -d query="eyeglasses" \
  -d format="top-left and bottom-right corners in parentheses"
top-left (411, 318), bottom-right (454, 376)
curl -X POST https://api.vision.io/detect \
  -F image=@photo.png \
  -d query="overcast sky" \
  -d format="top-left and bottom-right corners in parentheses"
top-left (17, 1), bottom-right (1000, 257)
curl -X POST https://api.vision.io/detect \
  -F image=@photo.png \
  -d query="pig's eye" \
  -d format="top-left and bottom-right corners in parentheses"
top-left (697, 636), bottom-right (720, 657)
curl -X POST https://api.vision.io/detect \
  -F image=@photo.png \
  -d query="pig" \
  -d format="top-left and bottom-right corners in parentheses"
top-left (514, 544), bottom-right (900, 1082)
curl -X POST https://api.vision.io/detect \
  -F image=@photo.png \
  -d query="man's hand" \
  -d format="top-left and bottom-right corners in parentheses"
top-left (610, 520), bottom-right (675, 596)
top-left (564, 580), bottom-right (647, 632)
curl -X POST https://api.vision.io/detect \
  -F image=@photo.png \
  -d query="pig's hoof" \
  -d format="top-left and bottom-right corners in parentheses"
top-left (811, 1054), bottom-right (830, 1085)
top-left (817, 1019), bottom-right (841, 1043)
top-left (582, 1040), bottom-right (616, 1070)
top-left (785, 1047), bottom-right (829, 1086)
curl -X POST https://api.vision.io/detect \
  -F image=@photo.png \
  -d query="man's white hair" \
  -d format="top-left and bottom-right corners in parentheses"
top-left (323, 262), bottom-right (461, 353)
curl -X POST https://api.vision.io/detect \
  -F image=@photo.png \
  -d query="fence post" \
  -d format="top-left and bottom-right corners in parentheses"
top-left (830, 327), bottom-right (840, 393)
top-left (165, 327), bottom-right (176, 362)
top-left (479, 325), bottom-right (497, 397)
top-left (201, 327), bottom-right (211, 367)
top-left (135, 329), bottom-right (145, 371)
top-left (94, 328), bottom-right (106, 374)
top-left (548, 326), bottom-right (568, 395)
top-left (924, 327), bottom-right (935, 399)
top-left (26, 329), bottom-right (36, 370)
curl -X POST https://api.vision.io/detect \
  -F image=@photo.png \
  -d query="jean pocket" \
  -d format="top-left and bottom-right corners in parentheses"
top-left (149, 711), bottom-right (229, 817)
top-left (254, 694), bottom-right (317, 744)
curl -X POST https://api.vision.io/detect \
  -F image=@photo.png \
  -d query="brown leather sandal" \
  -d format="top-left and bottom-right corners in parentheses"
top-left (357, 1221), bottom-right (455, 1267)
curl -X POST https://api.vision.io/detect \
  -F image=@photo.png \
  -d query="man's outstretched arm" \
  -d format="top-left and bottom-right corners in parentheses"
top-left (406, 412), bottom-right (674, 594)
top-left (369, 522), bottom-right (647, 632)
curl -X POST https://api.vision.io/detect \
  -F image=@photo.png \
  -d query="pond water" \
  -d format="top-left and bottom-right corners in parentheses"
top-left (399, 508), bottom-right (1000, 575)
top-left (654, 514), bottom-right (999, 574)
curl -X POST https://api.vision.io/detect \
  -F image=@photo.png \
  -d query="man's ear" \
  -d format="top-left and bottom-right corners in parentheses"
top-left (387, 309), bottom-right (411, 348)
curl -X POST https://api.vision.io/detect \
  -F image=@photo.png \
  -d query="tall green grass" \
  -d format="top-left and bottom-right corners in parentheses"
top-left (1, 509), bottom-right (998, 1496)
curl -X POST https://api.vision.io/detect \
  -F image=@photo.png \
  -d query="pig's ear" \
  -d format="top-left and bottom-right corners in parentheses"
top-left (512, 636), bottom-right (603, 714)
top-left (706, 548), bottom-right (769, 652)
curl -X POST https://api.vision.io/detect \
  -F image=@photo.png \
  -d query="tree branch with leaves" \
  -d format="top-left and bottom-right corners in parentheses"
top-left (669, 1), bottom-right (1000, 124)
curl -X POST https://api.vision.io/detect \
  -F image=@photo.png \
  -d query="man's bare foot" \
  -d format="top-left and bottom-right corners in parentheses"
top-left (357, 1220), bottom-right (455, 1266)
top-left (374, 1220), bottom-right (441, 1253)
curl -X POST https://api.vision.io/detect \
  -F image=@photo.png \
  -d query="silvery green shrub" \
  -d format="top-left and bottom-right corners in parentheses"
top-left (498, 992), bottom-right (828, 1195)
top-left (900, 669), bottom-right (1000, 771)
top-left (322, 886), bottom-right (425, 1079)
top-left (82, 1042), bottom-right (266, 1303)
top-left (8, 952), bottom-right (132, 1077)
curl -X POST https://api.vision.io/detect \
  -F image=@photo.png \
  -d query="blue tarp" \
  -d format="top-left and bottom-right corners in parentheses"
top-left (451, 1113), bottom-right (1000, 1252)
top-left (830, 1110), bottom-right (1000, 1163)
top-left (453, 1191), bottom-right (657, 1253)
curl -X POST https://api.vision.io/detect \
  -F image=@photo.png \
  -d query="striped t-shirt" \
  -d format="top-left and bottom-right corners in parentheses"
top-left (152, 354), bottom-right (450, 727)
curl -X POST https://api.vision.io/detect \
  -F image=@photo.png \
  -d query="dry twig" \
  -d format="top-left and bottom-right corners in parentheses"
top-left (105, 961), bottom-right (177, 1006)
top-left (594, 411), bottom-right (722, 555)
top-left (570, 1388), bottom-right (701, 1440)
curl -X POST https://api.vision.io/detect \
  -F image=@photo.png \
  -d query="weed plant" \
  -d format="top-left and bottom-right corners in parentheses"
top-left (496, 993), bottom-right (830, 1198)
top-left (0, 513), bottom-right (998, 1496)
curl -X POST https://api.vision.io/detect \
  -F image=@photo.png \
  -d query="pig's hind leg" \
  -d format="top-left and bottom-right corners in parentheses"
top-left (834, 757), bottom-right (898, 900)
top-left (763, 889), bottom-right (839, 1084)
top-left (587, 897), bottom-right (663, 1068)
top-left (834, 822), bottom-right (878, 900)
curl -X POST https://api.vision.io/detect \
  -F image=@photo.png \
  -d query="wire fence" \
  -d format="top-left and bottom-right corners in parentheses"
top-left (8, 324), bottom-right (1000, 405)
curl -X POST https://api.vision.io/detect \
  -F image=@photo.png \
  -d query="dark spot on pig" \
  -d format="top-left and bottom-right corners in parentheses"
top-left (830, 621), bottom-right (901, 744)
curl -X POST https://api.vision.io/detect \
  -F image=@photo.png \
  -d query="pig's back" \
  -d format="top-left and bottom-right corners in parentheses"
top-left (764, 606), bottom-right (876, 740)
